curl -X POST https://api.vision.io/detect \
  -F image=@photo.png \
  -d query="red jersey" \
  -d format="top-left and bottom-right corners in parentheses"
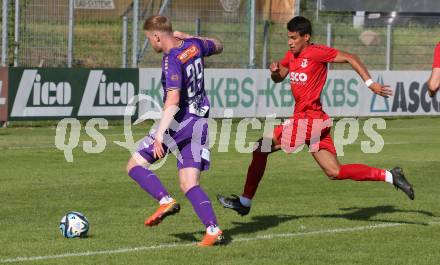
top-left (279, 44), bottom-right (338, 114)
top-left (433, 42), bottom-right (440, 68)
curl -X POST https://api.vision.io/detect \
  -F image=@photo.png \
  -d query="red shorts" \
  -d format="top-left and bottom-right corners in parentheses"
top-left (273, 111), bottom-right (336, 155)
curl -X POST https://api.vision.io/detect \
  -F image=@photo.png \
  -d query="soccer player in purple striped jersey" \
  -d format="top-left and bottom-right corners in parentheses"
top-left (126, 15), bottom-right (224, 247)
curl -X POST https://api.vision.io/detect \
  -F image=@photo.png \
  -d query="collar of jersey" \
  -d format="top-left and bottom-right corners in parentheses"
top-left (164, 40), bottom-right (185, 55)
top-left (294, 43), bottom-right (314, 58)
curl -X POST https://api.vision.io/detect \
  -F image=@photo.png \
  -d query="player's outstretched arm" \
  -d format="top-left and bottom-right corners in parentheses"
top-left (269, 61), bottom-right (289, 83)
top-left (333, 50), bottom-right (392, 97)
top-left (428, 68), bottom-right (440, 97)
top-left (173, 31), bottom-right (223, 55)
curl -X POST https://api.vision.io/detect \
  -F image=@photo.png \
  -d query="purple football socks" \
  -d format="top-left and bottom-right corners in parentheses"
top-left (128, 166), bottom-right (169, 201)
top-left (185, 185), bottom-right (218, 227)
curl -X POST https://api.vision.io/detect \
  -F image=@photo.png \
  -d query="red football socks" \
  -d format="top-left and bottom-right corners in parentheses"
top-left (243, 159), bottom-right (386, 200)
top-left (242, 151), bottom-right (269, 199)
top-left (337, 164), bottom-right (385, 181)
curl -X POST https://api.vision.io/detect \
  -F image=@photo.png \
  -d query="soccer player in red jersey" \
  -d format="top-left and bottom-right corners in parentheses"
top-left (217, 16), bottom-right (414, 216)
top-left (428, 42), bottom-right (440, 97)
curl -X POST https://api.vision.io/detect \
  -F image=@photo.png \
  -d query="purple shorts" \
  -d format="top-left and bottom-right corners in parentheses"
top-left (136, 117), bottom-right (210, 171)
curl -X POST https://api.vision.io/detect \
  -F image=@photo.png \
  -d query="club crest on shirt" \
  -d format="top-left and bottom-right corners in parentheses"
top-left (178, 45), bottom-right (199, 63)
top-left (301, 58), bottom-right (308, 68)
top-left (171, 74), bottom-right (179, 81)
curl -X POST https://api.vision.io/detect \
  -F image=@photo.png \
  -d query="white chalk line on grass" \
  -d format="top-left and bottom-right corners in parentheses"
top-left (1, 220), bottom-right (439, 264)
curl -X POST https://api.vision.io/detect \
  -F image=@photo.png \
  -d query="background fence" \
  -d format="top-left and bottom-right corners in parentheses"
top-left (0, 0), bottom-right (439, 70)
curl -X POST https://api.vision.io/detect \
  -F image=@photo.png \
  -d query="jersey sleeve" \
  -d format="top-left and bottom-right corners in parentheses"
top-left (279, 51), bottom-right (291, 68)
top-left (309, 44), bottom-right (339, 63)
top-left (433, 43), bottom-right (440, 68)
top-left (193, 38), bottom-right (216, 57)
top-left (165, 55), bottom-right (183, 91)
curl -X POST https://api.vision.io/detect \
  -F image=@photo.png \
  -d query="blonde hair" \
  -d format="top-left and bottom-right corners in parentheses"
top-left (143, 15), bottom-right (172, 32)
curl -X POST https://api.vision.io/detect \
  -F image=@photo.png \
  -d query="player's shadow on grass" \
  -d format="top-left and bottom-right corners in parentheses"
top-left (309, 205), bottom-right (436, 226)
top-left (170, 215), bottom-right (297, 244)
top-left (221, 205), bottom-right (434, 239)
top-left (170, 205), bottom-right (435, 243)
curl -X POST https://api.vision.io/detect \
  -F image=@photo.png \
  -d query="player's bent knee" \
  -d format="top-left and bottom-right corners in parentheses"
top-left (126, 153), bottom-right (149, 173)
top-left (178, 167), bottom-right (201, 193)
top-left (179, 182), bottom-right (190, 193)
top-left (126, 158), bottom-right (136, 173)
top-left (179, 183), bottom-right (187, 193)
top-left (179, 178), bottom-right (199, 193)
top-left (325, 168), bottom-right (340, 179)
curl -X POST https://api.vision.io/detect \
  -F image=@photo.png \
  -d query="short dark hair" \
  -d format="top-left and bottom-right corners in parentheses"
top-left (143, 15), bottom-right (172, 32)
top-left (287, 16), bottom-right (312, 36)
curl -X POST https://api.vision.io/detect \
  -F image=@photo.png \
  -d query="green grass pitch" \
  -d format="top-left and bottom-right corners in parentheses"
top-left (1, 117), bottom-right (439, 264)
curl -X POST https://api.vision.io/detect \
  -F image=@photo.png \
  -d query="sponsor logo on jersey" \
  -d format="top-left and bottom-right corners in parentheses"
top-left (290, 72), bottom-right (308, 83)
top-left (178, 45), bottom-right (199, 64)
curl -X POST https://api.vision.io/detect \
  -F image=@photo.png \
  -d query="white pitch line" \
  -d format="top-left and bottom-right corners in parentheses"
top-left (1, 221), bottom-right (439, 264)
